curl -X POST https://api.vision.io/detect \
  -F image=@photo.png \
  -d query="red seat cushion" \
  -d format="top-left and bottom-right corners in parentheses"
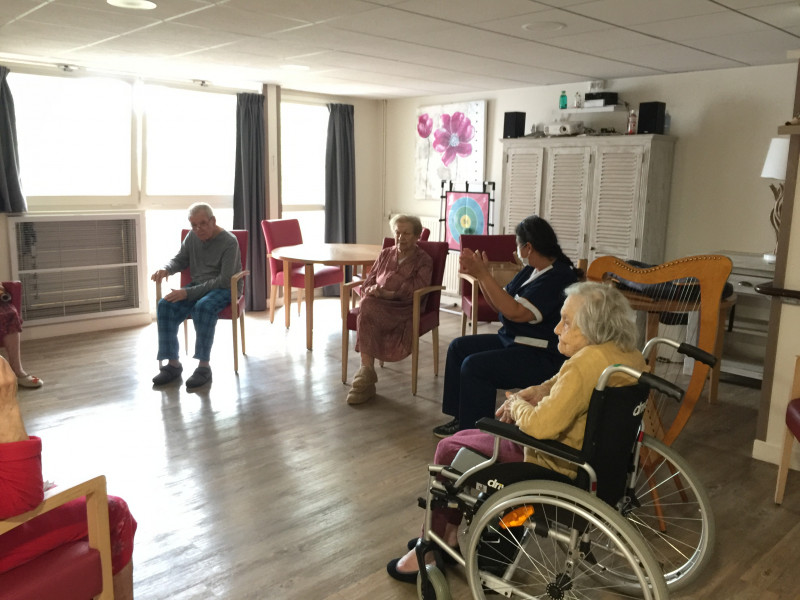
top-left (0, 541), bottom-right (102, 600)
top-left (786, 397), bottom-right (800, 440)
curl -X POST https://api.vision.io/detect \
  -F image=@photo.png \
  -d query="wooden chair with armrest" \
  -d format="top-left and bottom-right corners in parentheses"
top-left (775, 355), bottom-right (800, 505)
top-left (0, 475), bottom-right (114, 600)
top-left (341, 240), bottom-right (448, 395)
top-left (155, 229), bottom-right (249, 373)
top-left (458, 234), bottom-right (520, 336)
top-left (261, 219), bottom-right (343, 324)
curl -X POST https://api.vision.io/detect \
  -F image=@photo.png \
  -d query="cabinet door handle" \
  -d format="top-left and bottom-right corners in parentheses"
top-left (737, 281), bottom-right (754, 288)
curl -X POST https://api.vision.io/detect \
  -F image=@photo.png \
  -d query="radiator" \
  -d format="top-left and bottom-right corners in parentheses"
top-left (418, 215), bottom-right (460, 299)
top-left (8, 214), bottom-right (147, 324)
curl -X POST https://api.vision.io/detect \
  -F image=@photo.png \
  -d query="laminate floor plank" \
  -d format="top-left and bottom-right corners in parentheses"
top-left (8, 298), bottom-right (798, 599)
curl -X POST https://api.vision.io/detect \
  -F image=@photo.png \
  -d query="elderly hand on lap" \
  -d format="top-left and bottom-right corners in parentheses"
top-left (496, 385), bottom-right (548, 423)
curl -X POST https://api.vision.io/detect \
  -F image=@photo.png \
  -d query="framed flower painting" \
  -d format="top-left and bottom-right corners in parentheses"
top-left (415, 100), bottom-right (486, 200)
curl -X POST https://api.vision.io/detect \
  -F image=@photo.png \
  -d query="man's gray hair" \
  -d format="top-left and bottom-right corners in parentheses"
top-left (566, 281), bottom-right (638, 352)
top-left (389, 214), bottom-right (423, 236)
top-left (188, 202), bottom-right (215, 220)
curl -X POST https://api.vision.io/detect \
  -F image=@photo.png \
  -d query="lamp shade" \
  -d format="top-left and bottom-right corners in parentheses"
top-left (761, 137), bottom-right (790, 180)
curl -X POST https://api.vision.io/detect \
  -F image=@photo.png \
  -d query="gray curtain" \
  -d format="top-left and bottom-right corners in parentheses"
top-left (232, 92), bottom-right (266, 311)
top-left (324, 103), bottom-right (356, 293)
top-left (0, 66), bottom-right (27, 213)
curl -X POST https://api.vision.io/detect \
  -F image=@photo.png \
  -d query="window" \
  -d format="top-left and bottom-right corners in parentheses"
top-left (280, 102), bottom-right (328, 240)
top-left (7, 72), bottom-right (237, 210)
top-left (143, 85), bottom-right (235, 199)
top-left (10, 73), bottom-right (133, 200)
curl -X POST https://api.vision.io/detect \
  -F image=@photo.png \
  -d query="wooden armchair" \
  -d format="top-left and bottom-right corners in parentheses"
top-left (155, 229), bottom-right (249, 373)
top-left (458, 234), bottom-right (520, 336)
top-left (0, 475), bottom-right (114, 599)
top-left (341, 240), bottom-right (448, 395)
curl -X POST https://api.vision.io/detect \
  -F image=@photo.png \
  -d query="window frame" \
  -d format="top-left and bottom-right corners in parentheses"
top-left (7, 67), bottom-right (238, 213)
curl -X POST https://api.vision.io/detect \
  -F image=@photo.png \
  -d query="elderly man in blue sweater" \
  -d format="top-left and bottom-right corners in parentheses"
top-left (150, 202), bottom-right (242, 390)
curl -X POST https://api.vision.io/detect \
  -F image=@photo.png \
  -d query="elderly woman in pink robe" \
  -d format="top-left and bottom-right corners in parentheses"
top-left (347, 215), bottom-right (433, 405)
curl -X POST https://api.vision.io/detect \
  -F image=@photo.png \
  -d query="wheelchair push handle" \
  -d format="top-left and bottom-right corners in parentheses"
top-left (642, 336), bottom-right (716, 368)
top-left (597, 364), bottom-right (684, 401)
top-left (638, 372), bottom-right (684, 401)
top-left (677, 342), bottom-right (717, 367)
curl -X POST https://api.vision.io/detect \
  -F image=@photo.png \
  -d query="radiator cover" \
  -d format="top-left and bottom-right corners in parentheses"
top-left (8, 214), bottom-right (146, 324)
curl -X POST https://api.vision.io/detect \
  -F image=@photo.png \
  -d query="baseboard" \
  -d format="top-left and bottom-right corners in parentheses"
top-left (752, 438), bottom-right (800, 470)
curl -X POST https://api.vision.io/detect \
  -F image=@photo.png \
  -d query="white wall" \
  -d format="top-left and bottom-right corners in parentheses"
top-left (383, 63), bottom-right (796, 259)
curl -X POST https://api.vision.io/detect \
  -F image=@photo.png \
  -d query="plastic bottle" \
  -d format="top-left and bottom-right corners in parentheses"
top-left (559, 90), bottom-right (567, 110)
top-left (626, 109), bottom-right (637, 134)
top-left (573, 91), bottom-right (582, 109)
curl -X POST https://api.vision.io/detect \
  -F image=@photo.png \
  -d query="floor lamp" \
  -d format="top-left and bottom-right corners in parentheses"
top-left (761, 137), bottom-right (790, 263)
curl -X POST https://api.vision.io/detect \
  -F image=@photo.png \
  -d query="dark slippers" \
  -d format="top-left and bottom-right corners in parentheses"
top-left (152, 364), bottom-right (183, 386)
top-left (186, 366), bottom-right (212, 390)
top-left (386, 558), bottom-right (418, 584)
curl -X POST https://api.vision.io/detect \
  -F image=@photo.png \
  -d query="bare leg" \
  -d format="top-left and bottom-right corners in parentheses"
top-left (397, 522), bottom-right (460, 573)
top-left (360, 353), bottom-right (375, 368)
top-left (0, 357), bottom-right (28, 443)
top-left (113, 561), bottom-right (134, 600)
top-left (2, 332), bottom-right (25, 377)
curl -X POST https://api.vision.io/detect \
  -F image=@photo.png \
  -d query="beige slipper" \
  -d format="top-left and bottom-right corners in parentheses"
top-left (17, 374), bottom-right (43, 389)
top-left (347, 365), bottom-right (378, 404)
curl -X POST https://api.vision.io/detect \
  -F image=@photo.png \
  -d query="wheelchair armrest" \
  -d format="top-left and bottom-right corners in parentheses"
top-left (476, 418), bottom-right (584, 465)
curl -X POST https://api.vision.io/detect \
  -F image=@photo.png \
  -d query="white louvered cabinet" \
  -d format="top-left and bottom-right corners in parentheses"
top-left (500, 134), bottom-right (675, 265)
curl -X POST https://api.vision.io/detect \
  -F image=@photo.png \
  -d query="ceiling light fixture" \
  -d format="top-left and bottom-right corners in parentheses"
top-left (522, 21), bottom-right (566, 33)
top-left (280, 64), bottom-right (310, 72)
top-left (106, 0), bottom-right (157, 10)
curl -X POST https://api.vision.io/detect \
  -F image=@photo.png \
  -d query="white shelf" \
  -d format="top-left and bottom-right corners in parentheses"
top-left (562, 105), bottom-right (627, 114)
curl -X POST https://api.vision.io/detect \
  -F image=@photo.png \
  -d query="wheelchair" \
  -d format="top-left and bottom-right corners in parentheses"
top-left (620, 337), bottom-right (716, 592)
top-left (411, 342), bottom-right (714, 600)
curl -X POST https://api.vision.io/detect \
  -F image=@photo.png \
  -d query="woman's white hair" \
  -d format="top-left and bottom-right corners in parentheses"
top-left (566, 281), bottom-right (638, 352)
top-left (389, 214), bottom-right (423, 236)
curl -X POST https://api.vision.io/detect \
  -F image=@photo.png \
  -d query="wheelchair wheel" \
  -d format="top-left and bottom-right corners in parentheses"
top-left (416, 564), bottom-right (450, 600)
top-left (621, 434), bottom-right (715, 592)
top-left (463, 480), bottom-right (668, 600)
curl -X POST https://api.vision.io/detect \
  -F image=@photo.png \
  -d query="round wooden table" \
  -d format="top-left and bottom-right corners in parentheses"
top-left (271, 243), bottom-right (382, 350)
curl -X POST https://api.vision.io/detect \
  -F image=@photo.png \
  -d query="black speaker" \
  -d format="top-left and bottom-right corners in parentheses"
top-left (637, 102), bottom-right (666, 135)
top-left (503, 112), bottom-right (526, 138)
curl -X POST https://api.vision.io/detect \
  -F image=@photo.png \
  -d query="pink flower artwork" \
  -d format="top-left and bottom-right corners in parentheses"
top-left (432, 112), bottom-right (474, 167)
top-left (415, 100), bottom-right (484, 200)
top-left (417, 113), bottom-right (433, 138)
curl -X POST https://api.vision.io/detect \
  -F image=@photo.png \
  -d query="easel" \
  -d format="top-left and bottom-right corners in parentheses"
top-left (438, 180), bottom-right (496, 246)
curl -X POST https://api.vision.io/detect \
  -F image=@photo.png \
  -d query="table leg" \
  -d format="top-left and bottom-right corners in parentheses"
top-left (283, 260), bottom-right (292, 329)
top-left (305, 264), bottom-right (314, 351)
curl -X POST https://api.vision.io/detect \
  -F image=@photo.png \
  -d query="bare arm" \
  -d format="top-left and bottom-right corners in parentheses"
top-left (460, 249), bottom-right (534, 322)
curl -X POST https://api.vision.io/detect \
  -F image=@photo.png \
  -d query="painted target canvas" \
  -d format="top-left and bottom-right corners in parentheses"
top-left (445, 192), bottom-right (489, 250)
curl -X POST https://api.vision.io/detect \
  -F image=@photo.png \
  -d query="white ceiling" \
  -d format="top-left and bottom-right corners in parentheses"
top-left (1, 0), bottom-right (800, 98)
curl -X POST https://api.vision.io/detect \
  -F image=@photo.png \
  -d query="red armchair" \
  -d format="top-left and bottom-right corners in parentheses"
top-left (0, 475), bottom-right (114, 600)
top-left (155, 229), bottom-right (249, 373)
top-left (261, 219), bottom-right (343, 324)
top-left (341, 240), bottom-right (448, 395)
top-left (1, 281), bottom-right (22, 316)
top-left (458, 234), bottom-right (520, 335)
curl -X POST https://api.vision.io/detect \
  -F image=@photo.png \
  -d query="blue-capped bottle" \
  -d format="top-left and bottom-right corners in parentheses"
top-left (559, 90), bottom-right (567, 110)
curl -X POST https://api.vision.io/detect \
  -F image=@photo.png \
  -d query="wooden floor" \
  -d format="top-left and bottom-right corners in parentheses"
top-left (12, 298), bottom-right (800, 599)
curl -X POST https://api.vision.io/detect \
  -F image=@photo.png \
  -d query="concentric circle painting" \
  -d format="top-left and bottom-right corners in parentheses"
top-left (445, 192), bottom-right (489, 250)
